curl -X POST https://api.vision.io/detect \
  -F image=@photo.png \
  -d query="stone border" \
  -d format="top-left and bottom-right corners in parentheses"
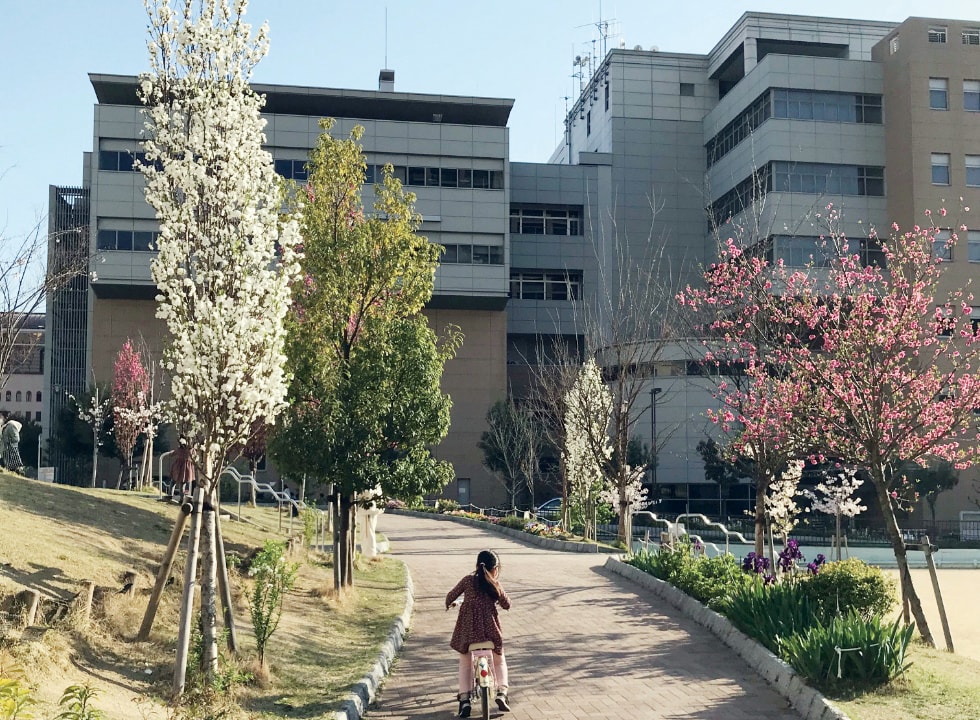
top-left (604, 556), bottom-right (851, 720)
top-left (334, 567), bottom-right (415, 720)
top-left (389, 508), bottom-right (619, 553)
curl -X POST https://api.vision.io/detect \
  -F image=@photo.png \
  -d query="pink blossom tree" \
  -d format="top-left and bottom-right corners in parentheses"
top-left (685, 205), bottom-right (980, 647)
top-left (112, 339), bottom-right (149, 490)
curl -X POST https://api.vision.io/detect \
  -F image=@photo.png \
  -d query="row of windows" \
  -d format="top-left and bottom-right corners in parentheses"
top-left (706, 89), bottom-right (882, 167)
top-left (930, 229), bottom-right (980, 262)
top-left (97, 230), bottom-right (159, 252)
top-left (928, 26), bottom-right (980, 44)
top-left (4, 390), bottom-right (41, 403)
top-left (439, 244), bottom-right (504, 265)
top-left (748, 235), bottom-right (886, 268)
top-left (509, 207), bottom-right (582, 236)
top-left (509, 270), bottom-right (583, 301)
top-left (929, 153), bottom-right (980, 186)
top-left (929, 78), bottom-right (980, 111)
top-left (710, 162), bottom-right (885, 225)
top-left (365, 164), bottom-right (504, 189)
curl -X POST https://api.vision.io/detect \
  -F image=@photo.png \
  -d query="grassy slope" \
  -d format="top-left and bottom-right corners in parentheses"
top-left (0, 474), bottom-right (406, 719)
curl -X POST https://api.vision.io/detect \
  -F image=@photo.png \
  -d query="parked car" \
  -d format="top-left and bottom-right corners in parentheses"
top-left (535, 498), bottom-right (562, 520)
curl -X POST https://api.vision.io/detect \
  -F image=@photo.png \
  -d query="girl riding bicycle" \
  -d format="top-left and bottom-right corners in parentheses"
top-left (446, 549), bottom-right (511, 717)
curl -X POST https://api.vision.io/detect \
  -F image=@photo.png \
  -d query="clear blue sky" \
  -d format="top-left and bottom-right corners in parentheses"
top-left (2, 1), bottom-right (979, 241)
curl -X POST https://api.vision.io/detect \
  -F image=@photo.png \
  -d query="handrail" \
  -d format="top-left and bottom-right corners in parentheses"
top-left (631, 511), bottom-right (751, 556)
top-left (158, 450), bottom-right (175, 495)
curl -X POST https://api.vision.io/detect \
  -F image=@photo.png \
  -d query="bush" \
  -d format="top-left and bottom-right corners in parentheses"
top-left (496, 516), bottom-right (526, 530)
top-left (434, 498), bottom-right (460, 512)
top-left (725, 580), bottom-right (816, 653)
top-left (802, 558), bottom-right (896, 622)
top-left (779, 610), bottom-right (914, 694)
top-left (628, 542), bottom-right (752, 609)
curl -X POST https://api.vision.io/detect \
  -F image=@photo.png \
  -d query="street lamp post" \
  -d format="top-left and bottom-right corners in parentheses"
top-left (650, 387), bottom-right (662, 488)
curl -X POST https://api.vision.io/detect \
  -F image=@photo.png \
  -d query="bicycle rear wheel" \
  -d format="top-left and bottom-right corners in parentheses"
top-left (479, 685), bottom-right (490, 720)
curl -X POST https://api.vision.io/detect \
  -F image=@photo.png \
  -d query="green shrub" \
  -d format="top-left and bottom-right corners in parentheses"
top-left (55, 685), bottom-right (105, 720)
top-left (496, 516), bottom-right (526, 530)
top-left (779, 610), bottom-right (914, 694)
top-left (724, 580), bottom-right (816, 653)
top-left (434, 499), bottom-right (460, 512)
top-left (248, 541), bottom-right (299, 669)
top-left (0, 677), bottom-right (36, 720)
top-left (803, 558), bottom-right (896, 622)
top-left (628, 543), bottom-right (752, 610)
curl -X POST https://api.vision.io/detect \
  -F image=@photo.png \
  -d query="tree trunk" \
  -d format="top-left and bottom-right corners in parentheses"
top-left (872, 466), bottom-right (935, 646)
top-left (754, 477), bottom-right (767, 557)
top-left (338, 493), bottom-right (355, 587)
top-left (199, 485), bottom-right (219, 679)
top-left (91, 439), bottom-right (99, 488)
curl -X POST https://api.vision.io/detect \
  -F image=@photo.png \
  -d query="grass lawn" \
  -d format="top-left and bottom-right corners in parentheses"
top-left (835, 641), bottom-right (980, 720)
top-left (0, 474), bottom-right (407, 719)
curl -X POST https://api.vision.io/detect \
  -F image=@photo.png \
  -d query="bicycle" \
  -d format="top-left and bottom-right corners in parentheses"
top-left (466, 640), bottom-right (496, 720)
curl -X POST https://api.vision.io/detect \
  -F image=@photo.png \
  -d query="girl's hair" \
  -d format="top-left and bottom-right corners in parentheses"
top-left (475, 549), bottom-right (502, 601)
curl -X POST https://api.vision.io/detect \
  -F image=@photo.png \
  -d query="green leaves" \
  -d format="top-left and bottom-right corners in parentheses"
top-left (248, 540), bottom-right (299, 666)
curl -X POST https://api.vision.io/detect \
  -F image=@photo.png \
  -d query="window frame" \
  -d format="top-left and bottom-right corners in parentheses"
top-left (930, 77), bottom-right (949, 110)
top-left (928, 26), bottom-right (948, 43)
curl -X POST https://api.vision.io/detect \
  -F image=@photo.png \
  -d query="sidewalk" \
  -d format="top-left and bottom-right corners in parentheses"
top-left (364, 513), bottom-right (800, 720)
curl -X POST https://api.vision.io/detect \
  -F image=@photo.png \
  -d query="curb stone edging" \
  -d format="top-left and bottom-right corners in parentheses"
top-left (603, 556), bottom-right (852, 720)
top-left (334, 567), bottom-right (415, 720)
top-left (389, 508), bottom-right (620, 553)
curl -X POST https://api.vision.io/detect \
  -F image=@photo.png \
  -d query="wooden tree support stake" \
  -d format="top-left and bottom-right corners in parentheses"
top-left (921, 536), bottom-right (954, 653)
top-left (137, 500), bottom-right (191, 642)
top-left (79, 581), bottom-right (95, 627)
top-left (23, 589), bottom-right (41, 627)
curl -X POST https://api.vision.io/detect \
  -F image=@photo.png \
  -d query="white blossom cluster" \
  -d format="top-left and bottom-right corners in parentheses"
top-left (563, 359), bottom-right (613, 506)
top-left (138, 0), bottom-right (301, 478)
top-left (598, 463), bottom-right (649, 511)
top-left (803, 466), bottom-right (867, 519)
top-left (74, 392), bottom-right (111, 446)
top-left (765, 460), bottom-right (804, 536)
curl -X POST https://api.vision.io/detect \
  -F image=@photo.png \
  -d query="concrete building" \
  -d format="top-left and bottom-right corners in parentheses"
top-left (47, 12), bottom-right (980, 524)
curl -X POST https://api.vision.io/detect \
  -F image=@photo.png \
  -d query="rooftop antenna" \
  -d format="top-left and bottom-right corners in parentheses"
top-left (384, 6), bottom-right (388, 68)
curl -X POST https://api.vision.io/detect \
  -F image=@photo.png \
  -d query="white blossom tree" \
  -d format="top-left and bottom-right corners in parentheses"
top-left (139, 0), bottom-right (301, 692)
top-left (563, 358), bottom-right (613, 542)
top-left (72, 382), bottom-right (111, 488)
top-left (802, 466), bottom-right (867, 561)
top-left (764, 460), bottom-right (804, 562)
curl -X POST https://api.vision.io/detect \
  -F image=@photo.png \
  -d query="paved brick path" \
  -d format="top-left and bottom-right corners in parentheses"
top-left (365, 514), bottom-right (800, 720)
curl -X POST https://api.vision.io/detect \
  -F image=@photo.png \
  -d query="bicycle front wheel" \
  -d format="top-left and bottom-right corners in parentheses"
top-left (479, 685), bottom-right (490, 720)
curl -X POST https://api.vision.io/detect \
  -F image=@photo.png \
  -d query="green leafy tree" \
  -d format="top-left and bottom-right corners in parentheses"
top-left (902, 458), bottom-right (959, 523)
top-left (270, 120), bottom-right (457, 589)
top-left (247, 540), bottom-right (299, 669)
top-left (478, 399), bottom-right (542, 509)
top-left (696, 436), bottom-right (751, 518)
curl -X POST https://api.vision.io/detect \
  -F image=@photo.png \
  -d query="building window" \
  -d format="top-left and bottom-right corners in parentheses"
top-left (14, 392), bottom-right (21, 403)
top-left (968, 230), bottom-right (980, 262)
top-left (931, 153), bottom-right (951, 185)
top-left (680, 83), bottom-right (695, 97)
top-left (273, 159), bottom-right (307, 181)
top-left (963, 29), bottom-right (980, 45)
top-left (967, 156), bottom-right (980, 187)
top-left (965, 80), bottom-right (980, 111)
top-left (586, 110), bottom-right (591, 136)
top-left (889, 35), bottom-right (900, 54)
top-left (604, 82), bottom-right (609, 111)
top-left (34, 412), bottom-right (41, 423)
top-left (4, 391), bottom-right (9, 402)
top-left (934, 230), bottom-right (953, 260)
top-left (509, 270), bottom-right (583, 301)
top-left (705, 90), bottom-right (772, 167)
top-left (930, 78), bottom-right (949, 109)
top-left (98, 150), bottom-right (153, 172)
top-left (510, 206), bottom-right (583, 235)
top-left (928, 26), bottom-right (948, 43)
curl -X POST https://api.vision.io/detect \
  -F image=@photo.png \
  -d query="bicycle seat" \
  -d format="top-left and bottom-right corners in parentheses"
top-left (468, 641), bottom-right (495, 652)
